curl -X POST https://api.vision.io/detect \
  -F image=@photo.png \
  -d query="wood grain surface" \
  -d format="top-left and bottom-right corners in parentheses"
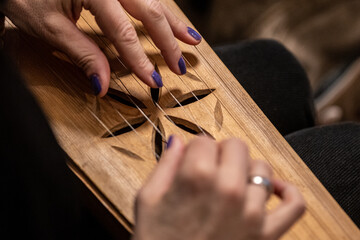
top-left (3, 0), bottom-right (359, 238)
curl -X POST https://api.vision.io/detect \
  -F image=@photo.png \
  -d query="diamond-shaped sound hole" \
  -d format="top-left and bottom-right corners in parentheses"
top-left (103, 84), bottom-right (217, 161)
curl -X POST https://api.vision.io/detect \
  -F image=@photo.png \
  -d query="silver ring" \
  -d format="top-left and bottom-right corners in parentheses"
top-left (248, 176), bottom-right (273, 194)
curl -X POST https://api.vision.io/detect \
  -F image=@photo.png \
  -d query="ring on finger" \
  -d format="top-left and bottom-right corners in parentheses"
top-left (248, 176), bottom-right (273, 195)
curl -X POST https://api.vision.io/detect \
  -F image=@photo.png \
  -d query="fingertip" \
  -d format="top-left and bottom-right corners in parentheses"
top-left (195, 134), bottom-right (215, 142)
top-left (161, 5), bottom-right (202, 45)
top-left (274, 180), bottom-right (305, 208)
top-left (133, 63), bottom-right (163, 88)
top-left (152, 70), bottom-right (163, 87)
top-left (158, 135), bottom-right (184, 165)
top-left (90, 74), bottom-right (102, 96)
top-left (166, 135), bottom-right (174, 149)
top-left (84, 50), bottom-right (110, 97)
top-left (272, 179), bottom-right (286, 195)
top-left (172, 26), bottom-right (202, 46)
top-left (178, 56), bottom-right (187, 75)
top-left (165, 135), bottom-right (184, 151)
top-left (187, 27), bottom-right (202, 42)
top-left (88, 70), bottom-right (110, 97)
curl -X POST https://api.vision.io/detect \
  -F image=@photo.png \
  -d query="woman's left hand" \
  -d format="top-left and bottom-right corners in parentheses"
top-left (134, 136), bottom-right (306, 240)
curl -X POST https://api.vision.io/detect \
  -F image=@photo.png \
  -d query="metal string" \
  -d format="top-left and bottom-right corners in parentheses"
top-left (180, 56), bottom-right (233, 137)
top-left (185, 46), bottom-right (249, 137)
top-left (77, 20), bottom-right (171, 140)
top-left (79, 17), bottom-right (189, 139)
top-left (123, 14), bottom-right (246, 139)
top-left (118, 15), bottom-right (208, 135)
top-left (88, 107), bottom-right (160, 160)
top-left (79, 16), bottom-right (207, 136)
top-left (5, 19), bottom-right (162, 159)
top-left (9, 7), bottom-right (243, 143)
top-left (5, 6), bottom-right (263, 167)
top-left (101, 96), bottom-right (161, 159)
top-left (121, 13), bottom-right (229, 137)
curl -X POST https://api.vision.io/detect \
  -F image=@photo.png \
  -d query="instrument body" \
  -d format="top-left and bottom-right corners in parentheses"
top-left (3, 0), bottom-right (359, 237)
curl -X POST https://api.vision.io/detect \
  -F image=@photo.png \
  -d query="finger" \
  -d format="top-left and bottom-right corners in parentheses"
top-left (161, 4), bottom-right (202, 44)
top-left (263, 179), bottom-right (306, 240)
top-left (84, 0), bottom-right (162, 88)
top-left (42, 13), bottom-right (110, 96)
top-left (120, 0), bottom-right (186, 75)
top-left (140, 135), bottom-right (185, 199)
top-left (243, 160), bottom-right (273, 224)
top-left (216, 139), bottom-right (250, 204)
top-left (179, 136), bottom-right (218, 187)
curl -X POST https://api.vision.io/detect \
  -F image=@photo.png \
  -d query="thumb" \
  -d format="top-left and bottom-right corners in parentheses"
top-left (142, 135), bottom-right (185, 199)
top-left (43, 13), bottom-right (110, 96)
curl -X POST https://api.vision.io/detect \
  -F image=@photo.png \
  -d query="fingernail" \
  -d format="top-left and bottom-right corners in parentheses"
top-left (90, 74), bottom-right (101, 95)
top-left (178, 57), bottom-right (186, 75)
top-left (166, 135), bottom-right (174, 149)
top-left (187, 27), bottom-right (202, 41)
top-left (152, 70), bottom-right (163, 87)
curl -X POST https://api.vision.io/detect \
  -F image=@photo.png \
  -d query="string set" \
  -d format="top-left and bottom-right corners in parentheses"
top-left (4, 5), bottom-right (246, 160)
top-left (79, 16), bottom-right (206, 138)
top-left (119, 12), bottom-right (230, 137)
top-left (5, 18), bottom-right (164, 160)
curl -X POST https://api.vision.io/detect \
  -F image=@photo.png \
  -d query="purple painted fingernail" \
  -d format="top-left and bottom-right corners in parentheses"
top-left (167, 135), bottom-right (174, 149)
top-left (90, 74), bottom-right (101, 95)
top-left (152, 70), bottom-right (163, 87)
top-left (178, 57), bottom-right (186, 75)
top-left (187, 27), bottom-right (202, 41)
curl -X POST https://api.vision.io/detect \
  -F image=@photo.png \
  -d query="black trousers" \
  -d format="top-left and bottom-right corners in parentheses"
top-left (1, 40), bottom-right (359, 239)
top-left (215, 40), bottom-right (360, 227)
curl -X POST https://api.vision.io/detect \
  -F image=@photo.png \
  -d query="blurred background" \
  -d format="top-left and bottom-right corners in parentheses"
top-left (176, 0), bottom-right (360, 125)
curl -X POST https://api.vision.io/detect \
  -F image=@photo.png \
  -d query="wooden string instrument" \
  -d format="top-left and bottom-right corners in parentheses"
top-left (3, 0), bottom-right (359, 238)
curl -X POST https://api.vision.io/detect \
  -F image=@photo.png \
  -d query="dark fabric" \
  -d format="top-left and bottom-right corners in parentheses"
top-left (215, 40), bottom-right (316, 136)
top-left (215, 39), bottom-right (360, 227)
top-left (0, 52), bottom-right (116, 239)
top-left (286, 123), bottom-right (360, 227)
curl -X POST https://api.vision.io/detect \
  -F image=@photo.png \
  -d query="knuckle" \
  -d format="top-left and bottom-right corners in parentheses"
top-left (172, 15), bottom-right (183, 29)
top-left (246, 206), bottom-right (263, 226)
top-left (181, 163), bottom-right (214, 186)
top-left (136, 188), bottom-right (157, 208)
top-left (193, 167), bottom-right (214, 184)
top-left (170, 41), bottom-right (180, 53)
top-left (146, 0), bottom-right (164, 21)
top-left (136, 56), bottom-right (150, 71)
top-left (254, 160), bottom-right (273, 176)
top-left (161, 40), bottom-right (180, 56)
top-left (217, 182), bottom-right (244, 203)
top-left (262, 232), bottom-right (274, 240)
top-left (231, 138), bottom-right (247, 146)
top-left (194, 135), bottom-right (215, 146)
top-left (42, 14), bottom-right (62, 37)
top-left (239, 143), bottom-right (249, 155)
top-left (193, 162), bottom-right (214, 181)
top-left (222, 138), bottom-right (248, 151)
top-left (134, 191), bottom-right (143, 208)
top-left (248, 232), bottom-right (262, 240)
top-left (74, 53), bottom-right (96, 73)
top-left (135, 189), bottom-right (148, 205)
top-left (294, 195), bottom-right (306, 215)
top-left (114, 23), bottom-right (138, 45)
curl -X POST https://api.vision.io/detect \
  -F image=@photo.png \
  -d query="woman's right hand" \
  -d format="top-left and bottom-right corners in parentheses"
top-left (1, 0), bottom-right (202, 96)
top-left (133, 136), bottom-right (305, 240)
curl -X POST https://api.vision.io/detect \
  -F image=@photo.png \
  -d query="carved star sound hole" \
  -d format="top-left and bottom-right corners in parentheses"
top-left (102, 78), bottom-right (216, 161)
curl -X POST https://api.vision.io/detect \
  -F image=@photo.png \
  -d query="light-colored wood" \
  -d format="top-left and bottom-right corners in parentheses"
top-left (3, 0), bottom-right (359, 238)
